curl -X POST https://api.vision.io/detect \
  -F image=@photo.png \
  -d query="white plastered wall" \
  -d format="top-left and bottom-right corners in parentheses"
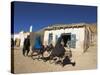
top-left (12, 32), bottom-right (30, 48)
top-left (64, 28), bottom-right (85, 52)
top-left (43, 27), bottom-right (85, 52)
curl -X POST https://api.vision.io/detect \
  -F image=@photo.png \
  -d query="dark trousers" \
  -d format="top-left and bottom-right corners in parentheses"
top-left (23, 46), bottom-right (30, 56)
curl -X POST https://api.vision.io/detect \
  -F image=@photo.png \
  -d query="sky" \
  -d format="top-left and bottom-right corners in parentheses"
top-left (12, 1), bottom-right (97, 33)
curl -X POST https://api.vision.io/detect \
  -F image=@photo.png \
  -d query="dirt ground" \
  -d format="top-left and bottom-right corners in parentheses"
top-left (11, 43), bottom-right (97, 74)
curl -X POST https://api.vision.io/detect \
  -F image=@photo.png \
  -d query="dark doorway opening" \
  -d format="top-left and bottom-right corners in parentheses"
top-left (61, 33), bottom-right (71, 47)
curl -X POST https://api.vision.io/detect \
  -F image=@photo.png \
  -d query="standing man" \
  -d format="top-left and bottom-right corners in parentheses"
top-left (23, 35), bottom-right (30, 56)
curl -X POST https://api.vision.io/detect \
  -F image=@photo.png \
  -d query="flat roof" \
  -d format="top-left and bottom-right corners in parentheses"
top-left (44, 23), bottom-right (86, 30)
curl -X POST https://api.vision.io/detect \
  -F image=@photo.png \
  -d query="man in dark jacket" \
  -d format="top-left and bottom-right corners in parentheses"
top-left (23, 35), bottom-right (30, 56)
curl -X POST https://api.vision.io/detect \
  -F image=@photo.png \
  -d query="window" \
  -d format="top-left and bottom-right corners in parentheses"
top-left (69, 34), bottom-right (76, 48)
top-left (48, 33), bottom-right (53, 45)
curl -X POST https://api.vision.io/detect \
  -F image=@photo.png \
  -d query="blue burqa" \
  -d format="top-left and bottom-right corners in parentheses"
top-left (33, 36), bottom-right (42, 50)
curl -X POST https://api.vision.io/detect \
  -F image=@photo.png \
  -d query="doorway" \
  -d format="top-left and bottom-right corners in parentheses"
top-left (61, 33), bottom-right (71, 47)
top-left (61, 33), bottom-right (76, 48)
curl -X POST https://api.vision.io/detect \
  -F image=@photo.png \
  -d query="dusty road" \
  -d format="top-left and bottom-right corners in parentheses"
top-left (12, 44), bottom-right (97, 74)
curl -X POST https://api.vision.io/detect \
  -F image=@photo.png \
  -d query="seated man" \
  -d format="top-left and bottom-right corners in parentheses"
top-left (62, 56), bottom-right (76, 67)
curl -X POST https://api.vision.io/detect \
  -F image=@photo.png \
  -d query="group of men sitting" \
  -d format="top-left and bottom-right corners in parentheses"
top-left (22, 35), bottom-right (76, 67)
